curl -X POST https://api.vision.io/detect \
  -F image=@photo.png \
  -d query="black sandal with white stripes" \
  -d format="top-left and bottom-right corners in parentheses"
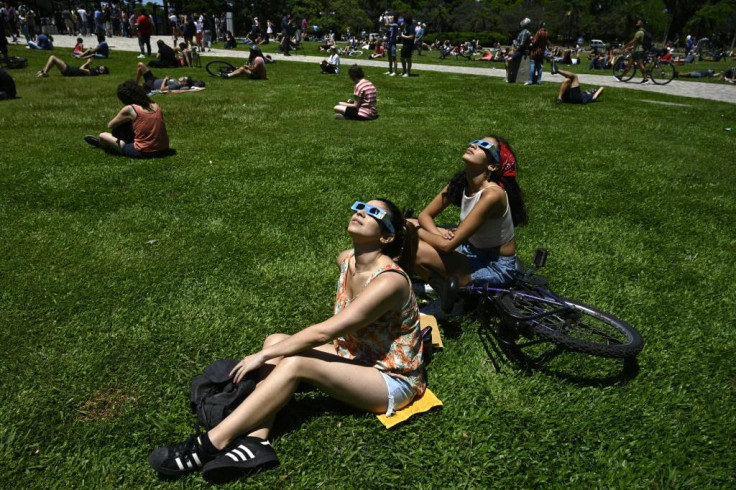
top-left (202, 436), bottom-right (279, 484)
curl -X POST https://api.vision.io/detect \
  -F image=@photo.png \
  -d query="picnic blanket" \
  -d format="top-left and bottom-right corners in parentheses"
top-left (148, 86), bottom-right (206, 96)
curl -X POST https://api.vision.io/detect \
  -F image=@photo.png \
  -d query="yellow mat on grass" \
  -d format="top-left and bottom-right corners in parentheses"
top-left (376, 314), bottom-right (444, 429)
top-left (376, 388), bottom-right (443, 429)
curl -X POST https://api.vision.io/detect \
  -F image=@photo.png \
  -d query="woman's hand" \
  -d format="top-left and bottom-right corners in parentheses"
top-left (441, 228), bottom-right (456, 240)
top-left (230, 351), bottom-right (267, 384)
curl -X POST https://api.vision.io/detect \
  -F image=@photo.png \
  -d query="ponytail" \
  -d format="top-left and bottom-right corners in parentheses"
top-left (375, 199), bottom-right (417, 276)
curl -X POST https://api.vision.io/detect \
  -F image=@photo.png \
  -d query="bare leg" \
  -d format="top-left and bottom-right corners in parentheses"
top-left (414, 239), bottom-right (472, 285)
top-left (207, 337), bottom-right (388, 450)
top-left (98, 132), bottom-right (125, 154)
top-left (135, 62), bottom-right (149, 85)
top-left (591, 86), bottom-right (605, 101)
top-left (556, 78), bottom-right (572, 102)
top-left (226, 66), bottom-right (251, 78)
top-left (41, 55), bottom-right (67, 75)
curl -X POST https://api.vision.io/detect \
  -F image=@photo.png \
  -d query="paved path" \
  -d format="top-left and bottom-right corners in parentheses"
top-left (45, 34), bottom-right (736, 105)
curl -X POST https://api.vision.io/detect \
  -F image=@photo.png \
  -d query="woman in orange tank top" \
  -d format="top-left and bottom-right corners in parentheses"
top-left (84, 80), bottom-right (171, 158)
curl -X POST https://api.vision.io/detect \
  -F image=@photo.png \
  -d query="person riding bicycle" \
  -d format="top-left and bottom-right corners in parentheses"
top-left (412, 135), bottom-right (528, 287)
top-left (147, 199), bottom-right (426, 484)
top-left (620, 19), bottom-right (649, 84)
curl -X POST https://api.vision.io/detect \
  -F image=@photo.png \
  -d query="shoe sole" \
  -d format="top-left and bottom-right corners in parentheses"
top-left (203, 456), bottom-right (278, 484)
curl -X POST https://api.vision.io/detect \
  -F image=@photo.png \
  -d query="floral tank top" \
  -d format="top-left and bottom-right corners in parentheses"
top-left (333, 253), bottom-right (426, 396)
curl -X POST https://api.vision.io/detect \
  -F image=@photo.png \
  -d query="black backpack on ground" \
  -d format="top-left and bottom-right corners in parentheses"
top-left (189, 359), bottom-right (257, 429)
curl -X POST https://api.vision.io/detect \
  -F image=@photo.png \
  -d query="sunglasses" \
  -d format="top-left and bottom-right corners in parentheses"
top-left (469, 139), bottom-right (500, 163)
top-left (351, 201), bottom-right (396, 234)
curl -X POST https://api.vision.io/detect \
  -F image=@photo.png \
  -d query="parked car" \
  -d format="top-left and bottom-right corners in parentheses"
top-left (590, 39), bottom-right (605, 50)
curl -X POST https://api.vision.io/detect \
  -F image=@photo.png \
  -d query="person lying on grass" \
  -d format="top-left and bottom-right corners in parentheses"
top-left (552, 62), bottom-right (604, 104)
top-left (84, 80), bottom-right (171, 159)
top-left (148, 198), bottom-right (426, 484)
top-left (334, 64), bottom-right (378, 120)
top-left (675, 67), bottom-right (735, 83)
top-left (35, 55), bottom-right (109, 78)
top-left (134, 62), bottom-right (196, 92)
top-left (411, 135), bottom-right (528, 289)
top-left (221, 45), bottom-right (268, 79)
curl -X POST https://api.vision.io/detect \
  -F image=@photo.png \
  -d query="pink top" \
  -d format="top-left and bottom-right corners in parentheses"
top-left (131, 104), bottom-right (169, 152)
top-left (354, 79), bottom-right (377, 119)
top-left (333, 252), bottom-right (426, 395)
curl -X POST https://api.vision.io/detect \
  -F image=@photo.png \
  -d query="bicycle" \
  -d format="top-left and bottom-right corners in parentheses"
top-left (205, 59), bottom-right (236, 77)
top-left (613, 50), bottom-right (676, 85)
top-left (413, 248), bottom-right (644, 359)
top-left (337, 47), bottom-right (363, 57)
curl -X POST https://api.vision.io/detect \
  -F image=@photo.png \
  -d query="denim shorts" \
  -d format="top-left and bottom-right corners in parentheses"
top-left (381, 372), bottom-right (415, 416)
top-left (457, 242), bottom-right (517, 285)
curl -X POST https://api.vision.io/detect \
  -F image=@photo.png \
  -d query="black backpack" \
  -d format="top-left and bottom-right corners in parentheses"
top-left (189, 359), bottom-right (257, 429)
top-left (642, 30), bottom-right (653, 51)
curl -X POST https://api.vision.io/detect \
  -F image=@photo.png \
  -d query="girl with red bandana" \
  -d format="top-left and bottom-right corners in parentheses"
top-left (412, 135), bottom-right (528, 286)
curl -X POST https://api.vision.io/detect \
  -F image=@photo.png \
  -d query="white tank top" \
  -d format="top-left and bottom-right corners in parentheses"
top-left (459, 185), bottom-right (514, 249)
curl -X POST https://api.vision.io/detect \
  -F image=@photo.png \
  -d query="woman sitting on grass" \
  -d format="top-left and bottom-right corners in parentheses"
top-left (412, 135), bottom-right (527, 287)
top-left (222, 45), bottom-right (267, 79)
top-left (35, 55), bottom-right (109, 78)
top-left (148, 199), bottom-right (425, 484)
top-left (334, 64), bottom-right (378, 120)
top-left (84, 80), bottom-right (171, 159)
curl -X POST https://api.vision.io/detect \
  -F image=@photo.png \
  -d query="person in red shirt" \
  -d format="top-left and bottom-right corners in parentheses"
top-left (136, 9), bottom-right (153, 58)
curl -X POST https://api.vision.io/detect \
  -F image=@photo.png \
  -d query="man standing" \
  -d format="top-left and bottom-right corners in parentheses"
top-left (620, 19), bottom-right (649, 84)
top-left (281, 13), bottom-right (291, 56)
top-left (527, 21), bottom-right (548, 85)
top-left (136, 9), bottom-right (153, 58)
top-left (76, 7), bottom-right (87, 36)
top-left (399, 16), bottom-right (415, 76)
top-left (384, 14), bottom-right (398, 76)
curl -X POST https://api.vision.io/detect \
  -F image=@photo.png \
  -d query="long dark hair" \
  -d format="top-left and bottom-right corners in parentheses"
top-left (375, 198), bottom-right (417, 276)
top-left (116, 80), bottom-right (154, 110)
top-left (443, 135), bottom-right (528, 227)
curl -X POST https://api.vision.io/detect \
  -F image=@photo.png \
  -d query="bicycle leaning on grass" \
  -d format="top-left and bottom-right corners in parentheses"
top-left (412, 247), bottom-right (644, 359)
top-left (337, 46), bottom-right (363, 57)
top-left (613, 49), bottom-right (677, 85)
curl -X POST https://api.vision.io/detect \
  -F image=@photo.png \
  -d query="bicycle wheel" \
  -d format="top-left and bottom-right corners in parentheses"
top-left (499, 291), bottom-right (643, 358)
top-left (349, 50), bottom-right (363, 57)
top-left (206, 60), bottom-right (236, 78)
top-left (649, 61), bottom-right (676, 85)
top-left (612, 56), bottom-right (635, 81)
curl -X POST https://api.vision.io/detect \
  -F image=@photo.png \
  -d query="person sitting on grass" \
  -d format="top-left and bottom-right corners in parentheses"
top-left (147, 39), bottom-right (179, 68)
top-left (76, 32), bottom-right (109, 59)
top-left (175, 42), bottom-right (193, 67)
top-left (552, 62), bottom-right (604, 104)
top-left (334, 64), bottom-right (378, 120)
top-left (370, 40), bottom-right (385, 59)
top-left (72, 37), bottom-right (85, 57)
top-left (84, 80), bottom-right (171, 159)
top-left (27, 32), bottom-right (53, 50)
top-left (411, 135), bottom-right (527, 289)
top-left (223, 31), bottom-right (237, 49)
top-left (147, 198), bottom-right (425, 485)
top-left (35, 55), bottom-right (109, 78)
top-left (222, 45), bottom-right (267, 79)
top-left (675, 67), bottom-right (735, 82)
top-left (134, 62), bottom-right (195, 92)
top-left (320, 45), bottom-right (340, 74)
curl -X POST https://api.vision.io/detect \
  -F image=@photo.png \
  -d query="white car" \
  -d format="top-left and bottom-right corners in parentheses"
top-left (590, 39), bottom-right (606, 50)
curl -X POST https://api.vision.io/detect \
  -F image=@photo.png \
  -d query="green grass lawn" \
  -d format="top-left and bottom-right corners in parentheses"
top-left (1, 47), bottom-right (735, 488)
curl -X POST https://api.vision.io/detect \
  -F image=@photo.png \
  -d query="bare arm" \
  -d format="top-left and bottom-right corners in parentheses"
top-left (107, 105), bottom-right (137, 129)
top-left (418, 186), bottom-right (507, 253)
top-left (231, 271), bottom-right (408, 382)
